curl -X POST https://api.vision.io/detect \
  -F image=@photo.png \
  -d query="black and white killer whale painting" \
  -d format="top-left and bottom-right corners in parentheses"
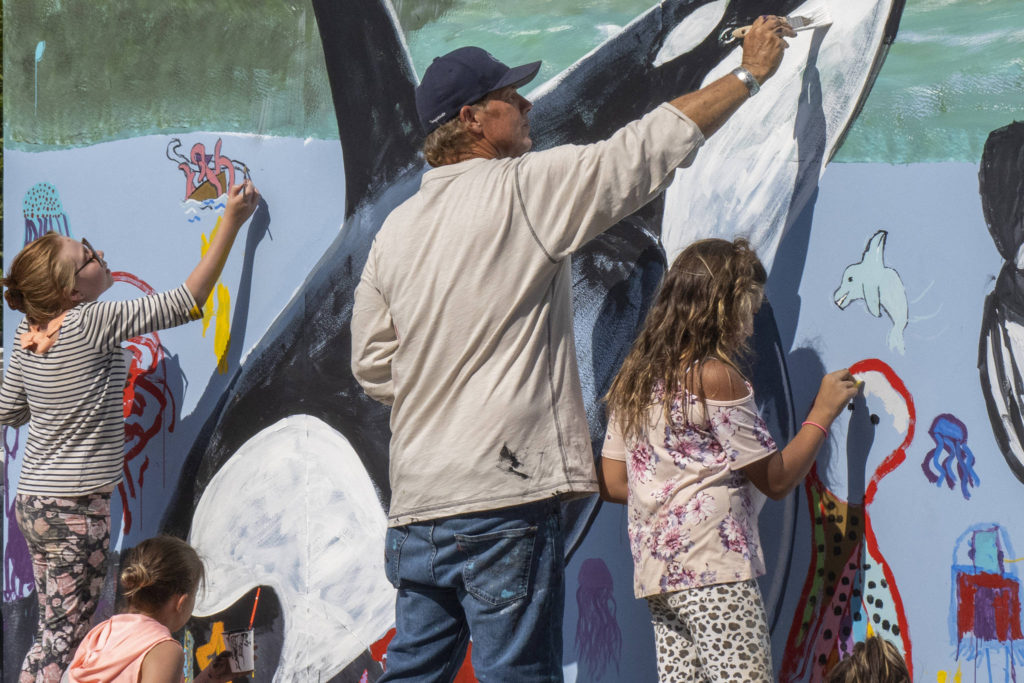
top-left (156, 1), bottom-right (905, 680)
top-left (979, 121), bottom-right (1024, 486)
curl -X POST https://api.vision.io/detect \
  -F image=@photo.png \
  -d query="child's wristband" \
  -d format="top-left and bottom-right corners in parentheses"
top-left (802, 420), bottom-right (828, 437)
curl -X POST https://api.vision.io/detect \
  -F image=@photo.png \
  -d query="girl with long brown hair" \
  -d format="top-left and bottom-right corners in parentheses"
top-left (601, 238), bottom-right (857, 681)
top-left (0, 181), bottom-right (258, 683)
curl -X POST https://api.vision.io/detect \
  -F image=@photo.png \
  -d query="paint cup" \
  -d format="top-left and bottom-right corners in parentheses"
top-left (222, 629), bottom-right (255, 673)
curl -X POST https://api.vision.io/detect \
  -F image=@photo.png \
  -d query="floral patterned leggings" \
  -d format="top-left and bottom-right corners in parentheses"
top-left (15, 492), bottom-right (111, 683)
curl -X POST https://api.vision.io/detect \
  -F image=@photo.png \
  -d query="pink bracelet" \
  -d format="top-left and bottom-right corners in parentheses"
top-left (802, 420), bottom-right (828, 436)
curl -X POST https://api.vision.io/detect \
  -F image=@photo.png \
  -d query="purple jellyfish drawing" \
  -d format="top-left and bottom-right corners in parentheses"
top-left (921, 414), bottom-right (980, 500)
top-left (575, 558), bottom-right (622, 681)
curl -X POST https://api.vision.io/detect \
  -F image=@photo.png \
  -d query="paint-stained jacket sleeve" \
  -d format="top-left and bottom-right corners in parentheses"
top-left (351, 242), bottom-right (397, 406)
top-left (0, 348), bottom-right (31, 427)
top-left (513, 103), bottom-right (704, 261)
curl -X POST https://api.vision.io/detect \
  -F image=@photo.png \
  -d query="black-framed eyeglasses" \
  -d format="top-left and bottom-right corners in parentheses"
top-left (75, 238), bottom-right (104, 275)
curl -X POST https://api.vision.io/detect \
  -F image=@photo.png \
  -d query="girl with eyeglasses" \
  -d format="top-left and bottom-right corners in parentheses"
top-left (0, 180), bottom-right (259, 683)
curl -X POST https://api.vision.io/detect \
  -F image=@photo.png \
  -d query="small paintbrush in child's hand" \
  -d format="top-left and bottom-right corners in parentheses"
top-left (729, 6), bottom-right (832, 41)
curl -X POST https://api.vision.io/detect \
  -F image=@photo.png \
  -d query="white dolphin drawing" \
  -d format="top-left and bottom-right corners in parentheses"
top-left (833, 230), bottom-right (909, 353)
top-left (188, 415), bottom-right (395, 683)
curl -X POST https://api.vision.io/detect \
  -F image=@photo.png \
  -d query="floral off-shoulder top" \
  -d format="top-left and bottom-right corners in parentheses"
top-left (602, 381), bottom-right (777, 598)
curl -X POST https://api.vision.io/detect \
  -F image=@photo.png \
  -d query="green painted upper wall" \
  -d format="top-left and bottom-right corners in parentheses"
top-left (4, 0), bottom-right (1022, 162)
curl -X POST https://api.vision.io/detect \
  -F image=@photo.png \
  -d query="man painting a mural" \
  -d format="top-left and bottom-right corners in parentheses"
top-left (351, 15), bottom-right (796, 681)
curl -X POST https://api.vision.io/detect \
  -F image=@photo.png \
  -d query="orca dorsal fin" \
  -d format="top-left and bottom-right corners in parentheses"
top-left (312, 0), bottom-right (422, 218)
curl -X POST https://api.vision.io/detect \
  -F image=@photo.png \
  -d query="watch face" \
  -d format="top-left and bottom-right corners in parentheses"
top-left (733, 67), bottom-right (759, 95)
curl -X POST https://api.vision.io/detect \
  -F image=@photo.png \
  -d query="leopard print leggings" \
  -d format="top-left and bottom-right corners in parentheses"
top-left (646, 579), bottom-right (773, 682)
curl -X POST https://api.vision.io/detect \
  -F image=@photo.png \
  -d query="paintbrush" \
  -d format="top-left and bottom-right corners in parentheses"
top-left (725, 4), bottom-right (832, 43)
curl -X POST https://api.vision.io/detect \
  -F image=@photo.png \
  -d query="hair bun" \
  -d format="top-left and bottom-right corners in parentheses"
top-left (120, 563), bottom-right (154, 596)
top-left (3, 283), bottom-right (26, 313)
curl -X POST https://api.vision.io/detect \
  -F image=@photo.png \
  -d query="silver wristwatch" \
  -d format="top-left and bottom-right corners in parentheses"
top-left (731, 66), bottom-right (760, 97)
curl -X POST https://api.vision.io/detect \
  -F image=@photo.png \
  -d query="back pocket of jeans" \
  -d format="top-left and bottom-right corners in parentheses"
top-left (455, 526), bottom-right (537, 606)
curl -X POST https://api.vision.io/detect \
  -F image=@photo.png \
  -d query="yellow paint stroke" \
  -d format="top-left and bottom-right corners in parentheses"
top-left (1006, 556), bottom-right (1024, 563)
top-left (199, 219), bottom-right (219, 337)
top-left (198, 217), bottom-right (233, 373)
top-left (195, 620), bottom-right (227, 671)
top-left (936, 664), bottom-right (963, 683)
top-left (937, 672), bottom-right (946, 683)
top-left (214, 283), bottom-right (231, 374)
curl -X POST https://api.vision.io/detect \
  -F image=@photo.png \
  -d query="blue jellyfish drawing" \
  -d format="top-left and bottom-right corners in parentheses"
top-left (922, 414), bottom-right (981, 500)
top-left (22, 182), bottom-right (71, 245)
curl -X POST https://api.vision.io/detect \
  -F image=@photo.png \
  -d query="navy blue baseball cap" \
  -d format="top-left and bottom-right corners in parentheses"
top-left (415, 46), bottom-right (542, 134)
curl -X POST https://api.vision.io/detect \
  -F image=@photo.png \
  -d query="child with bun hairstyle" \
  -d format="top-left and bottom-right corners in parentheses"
top-left (600, 238), bottom-right (858, 681)
top-left (0, 181), bottom-right (258, 683)
top-left (67, 535), bottom-right (244, 683)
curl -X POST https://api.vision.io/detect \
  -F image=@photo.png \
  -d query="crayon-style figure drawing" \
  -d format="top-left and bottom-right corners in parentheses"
top-left (921, 414), bottom-right (981, 500)
top-left (979, 121), bottom-right (1024, 487)
top-left (833, 231), bottom-right (909, 354)
top-left (780, 359), bottom-right (914, 682)
top-left (950, 524), bottom-right (1024, 682)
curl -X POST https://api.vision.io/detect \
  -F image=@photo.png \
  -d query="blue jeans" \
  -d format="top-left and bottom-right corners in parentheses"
top-left (379, 498), bottom-right (565, 682)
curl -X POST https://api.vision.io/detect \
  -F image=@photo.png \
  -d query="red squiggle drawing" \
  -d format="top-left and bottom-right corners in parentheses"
top-left (112, 271), bottom-right (180, 533)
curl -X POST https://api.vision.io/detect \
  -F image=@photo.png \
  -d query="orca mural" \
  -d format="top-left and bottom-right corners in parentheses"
top-left (5, 0), bottom-right (1023, 681)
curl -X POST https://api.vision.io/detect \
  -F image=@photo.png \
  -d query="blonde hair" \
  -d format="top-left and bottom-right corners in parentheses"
top-left (422, 92), bottom-right (502, 167)
top-left (825, 637), bottom-right (911, 683)
top-left (2, 232), bottom-right (76, 325)
top-left (423, 116), bottom-right (477, 167)
top-left (605, 238), bottom-right (766, 442)
top-left (120, 536), bottom-right (205, 613)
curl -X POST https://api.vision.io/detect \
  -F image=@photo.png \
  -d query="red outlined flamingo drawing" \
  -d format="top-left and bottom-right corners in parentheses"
top-left (780, 359), bottom-right (915, 681)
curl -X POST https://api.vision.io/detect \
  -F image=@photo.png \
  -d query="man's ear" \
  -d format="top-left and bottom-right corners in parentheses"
top-left (459, 103), bottom-right (483, 132)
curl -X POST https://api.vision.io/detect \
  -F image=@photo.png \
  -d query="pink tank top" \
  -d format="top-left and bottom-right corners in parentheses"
top-left (67, 613), bottom-right (181, 683)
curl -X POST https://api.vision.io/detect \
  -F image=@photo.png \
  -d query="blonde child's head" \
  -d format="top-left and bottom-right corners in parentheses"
top-left (606, 237), bottom-right (767, 441)
top-left (120, 535), bottom-right (205, 617)
top-left (2, 232), bottom-right (77, 325)
top-left (826, 637), bottom-right (911, 683)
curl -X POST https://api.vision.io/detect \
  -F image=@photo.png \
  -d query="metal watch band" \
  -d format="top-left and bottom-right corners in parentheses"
top-left (731, 66), bottom-right (760, 96)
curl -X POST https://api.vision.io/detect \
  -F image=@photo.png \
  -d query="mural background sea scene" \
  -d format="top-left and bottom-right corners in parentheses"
top-left (3, 0), bottom-right (1023, 681)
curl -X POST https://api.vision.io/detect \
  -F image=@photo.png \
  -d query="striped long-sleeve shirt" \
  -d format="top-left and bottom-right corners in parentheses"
top-left (0, 284), bottom-right (201, 496)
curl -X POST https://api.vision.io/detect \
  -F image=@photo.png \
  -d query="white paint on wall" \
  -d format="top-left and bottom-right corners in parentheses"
top-left (662, 0), bottom-right (897, 269)
top-left (859, 369), bottom-right (910, 435)
top-left (653, 0), bottom-right (729, 66)
top-left (189, 415), bottom-right (394, 682)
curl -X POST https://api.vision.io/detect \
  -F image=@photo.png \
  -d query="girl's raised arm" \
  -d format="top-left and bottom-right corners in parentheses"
top-left (743, 369), bottom-right (858, 500)
top-left (185, 181), bottom-right (260, 305)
